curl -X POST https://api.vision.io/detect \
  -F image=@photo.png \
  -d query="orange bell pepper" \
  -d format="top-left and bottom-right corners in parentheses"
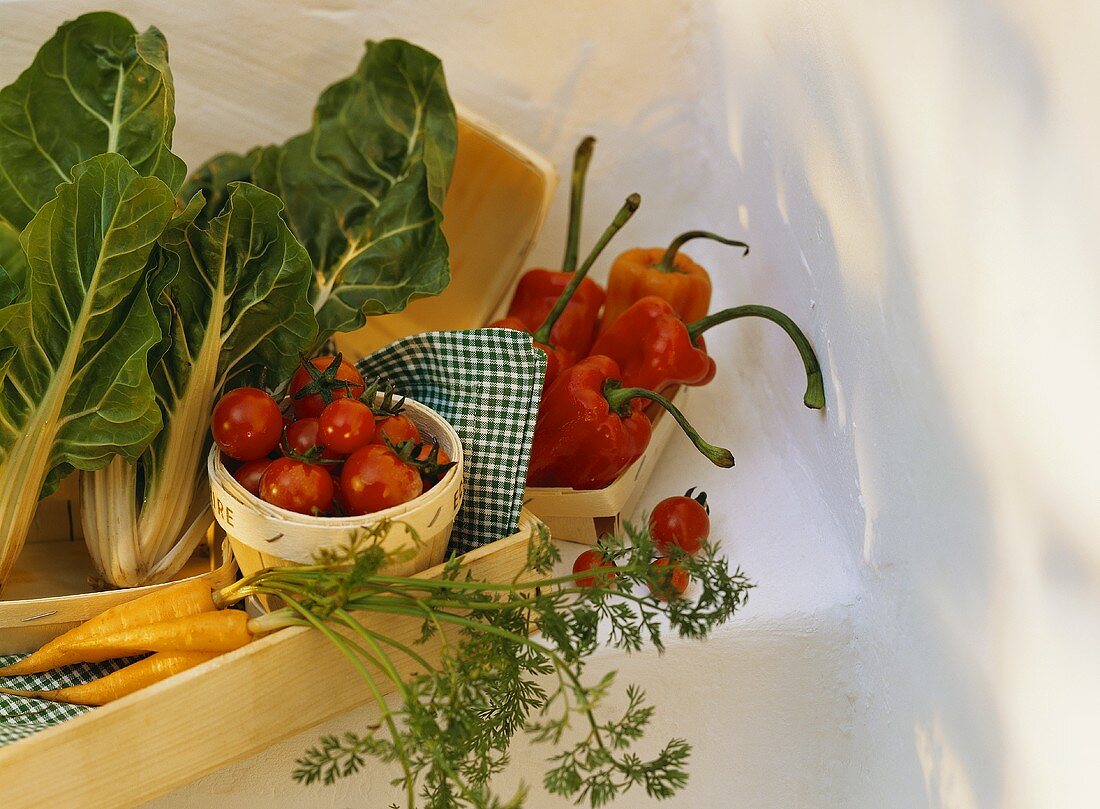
top-left (599, 230), bottom-right (750, 332)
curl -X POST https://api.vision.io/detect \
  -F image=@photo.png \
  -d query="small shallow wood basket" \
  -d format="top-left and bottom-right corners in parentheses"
top-left (523, 387), bottom-right (691, 545)
top-left (209, 397), bottom-right (464, 579)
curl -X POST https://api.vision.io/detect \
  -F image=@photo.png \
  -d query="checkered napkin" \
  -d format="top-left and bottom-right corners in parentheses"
top-left (356, 328), bottom-right (545, 554)
top-left (0, 656), bottom-right (138, 746)
top-left (0, 329), bottom-right (544, 748)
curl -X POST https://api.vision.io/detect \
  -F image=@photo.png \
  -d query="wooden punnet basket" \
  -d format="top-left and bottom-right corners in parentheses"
top-left (211, 396), bottom-right (464, 579)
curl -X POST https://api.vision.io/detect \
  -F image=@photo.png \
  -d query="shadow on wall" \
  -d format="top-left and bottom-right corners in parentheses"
top-left (686, 0), bottom-right (1069, 803)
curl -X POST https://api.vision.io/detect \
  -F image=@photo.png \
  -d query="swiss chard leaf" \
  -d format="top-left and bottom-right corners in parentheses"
top-left (156, 184), bottom-right (318, 397)
top-left (82, 182), bottom-right (317, 587)
top-left (0, 11), bottom-right (185, 231)
top-left (178, 148), bottom-right (261, 229)
top-left (0, 222), bottom-right (25, 307)
top-left (183, 39), bottom-right (457, 342)
top-left (0, 152), bottom-right (174, 587)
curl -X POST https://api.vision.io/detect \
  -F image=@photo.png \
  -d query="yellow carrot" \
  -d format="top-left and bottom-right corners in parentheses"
top-left (64, 610), bottom-right (253, 657)
top-left (0, 579), bottom-right (216, 676)
top-left (0, 651), bottom-right (218, 706)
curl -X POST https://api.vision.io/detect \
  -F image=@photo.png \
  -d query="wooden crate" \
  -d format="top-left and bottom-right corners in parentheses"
top-left (522, 387), bottom-right (691, 545)
top-left (0, 108), bottom-right (559, 807)
top-left (0, 511), bottom-right (543, 809)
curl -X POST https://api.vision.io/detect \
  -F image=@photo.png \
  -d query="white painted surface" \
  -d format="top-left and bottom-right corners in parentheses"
top-left (2, 1), bottom-right (1098, 806)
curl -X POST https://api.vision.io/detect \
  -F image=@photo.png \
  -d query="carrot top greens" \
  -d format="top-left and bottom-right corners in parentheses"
top-left (221, 521), bottom-right (753, 809)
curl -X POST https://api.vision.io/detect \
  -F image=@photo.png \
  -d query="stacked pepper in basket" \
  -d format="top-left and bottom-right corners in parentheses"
top-left (493, 136), bottom-right (827, 490)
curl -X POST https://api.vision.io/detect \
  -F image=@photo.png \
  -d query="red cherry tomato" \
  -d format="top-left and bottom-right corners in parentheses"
top-left (319, 399), bottom-right (376, 455)
top-left (372, 414), bottom-right (420, 447)
top-left (288, 355), bottom-right (366, 419)
top-left (648, 557), bottom-right (690, 599)
top-left (211, 387), bottom-right (282, 461)
top-left (572, 549), bottom-right (616, 588)
top-left (340, 445), bottom-right (423, 515)
top-left (284, 417), bottom-right (343, 460)
top-left (649, 491), bottom-right (710, 555)
top-left (260, 457), bottom-right (334, 515)
top-left (233, 458), bottom-right (272, 496)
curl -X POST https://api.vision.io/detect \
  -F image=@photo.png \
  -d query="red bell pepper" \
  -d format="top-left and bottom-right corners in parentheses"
top-left (527, 355), bottom-right (734, 490)
top-left (588, 296), bottom-right (826, 409)
top-left (499, 137), bottom-right (605, 359)
top-left (503, 271), bottom-right (605, 358)
top-left (492, 193), bottom-right (641, 391)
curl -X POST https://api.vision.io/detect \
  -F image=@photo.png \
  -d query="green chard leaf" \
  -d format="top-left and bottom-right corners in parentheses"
top-left (0, 11), bottom-right (186, 232)
top-left (82, 182), bottom-right (317, 587)
top-left (179, 148), bottom-right (262, 228)
top-left (0, 221), bottom-right (27, 307)
top-left (183, 39), bottom-right (457, 343)
top-left (0, 153), bottom-right (174, 588)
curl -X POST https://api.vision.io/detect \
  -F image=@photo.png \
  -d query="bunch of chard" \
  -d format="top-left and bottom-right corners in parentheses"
top-left (0, 12), bottom-right (456, 589)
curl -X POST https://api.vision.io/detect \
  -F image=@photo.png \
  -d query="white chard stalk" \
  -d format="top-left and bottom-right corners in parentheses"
top-left (81, 187), bottom-right (316, 587)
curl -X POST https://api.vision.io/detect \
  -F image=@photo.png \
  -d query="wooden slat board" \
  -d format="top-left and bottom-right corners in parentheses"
top-left (0, 516), bottom-right (540, 809)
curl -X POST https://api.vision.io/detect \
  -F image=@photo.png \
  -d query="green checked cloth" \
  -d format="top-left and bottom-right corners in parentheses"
top-left (0, 328), bottom-right (544, 748)
top-left (0, 656), bottom-right (139, 746)
top-left (356, 328), bottom-right (546, 554)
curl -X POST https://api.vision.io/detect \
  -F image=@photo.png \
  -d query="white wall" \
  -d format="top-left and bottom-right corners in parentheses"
top-left (3, 1), bottom-right (1098, 806)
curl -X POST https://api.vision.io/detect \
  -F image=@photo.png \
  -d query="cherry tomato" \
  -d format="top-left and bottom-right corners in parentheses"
top-left (284, 417), bottom-right (343, 461)
top-left (372, 414), bottom-right (420, 447)
top-left (648, 557), bottom-right (690, 599)
top-left (260, 457), bottom-right (334, 515)
top-left (341, 444), bottom-right (423, 515)
top-left (319, 399), bottom-right (376, 454)
top-left (572, 549), bottom-right (616, 588)
top-left (211, 387), bottom-right (282, 461)
top-left (288, 355), bottom-right (366, 419)
top-left (649, 491), bottom-right (710, 555)
top-left (233, 458), bottom-right (272, 496)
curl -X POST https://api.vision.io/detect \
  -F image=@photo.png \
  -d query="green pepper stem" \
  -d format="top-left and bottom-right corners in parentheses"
top-left (655, 230), bottom-right (749, 273)
top-left (561, 136), bottom-right (596, 273)
top-left (687, 305), bottom-right (825, 410)
top-left (603, 379), bottom-right (734, 468)
top-left (532, 193), bottom-right (641, 344)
